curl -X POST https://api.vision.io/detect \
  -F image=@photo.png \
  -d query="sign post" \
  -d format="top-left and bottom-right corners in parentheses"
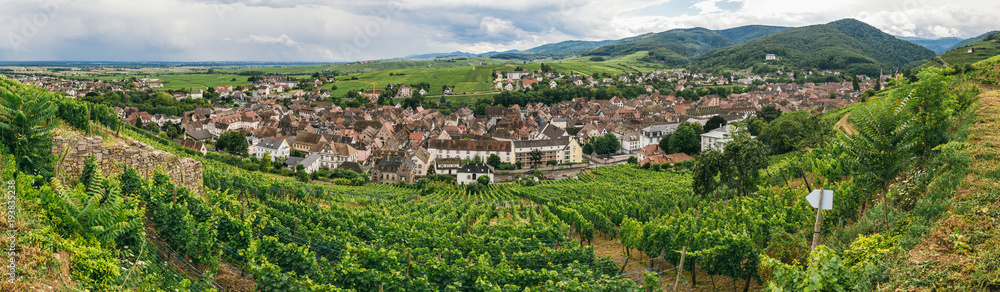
top-left (806, 188), bottom-right (833, 252)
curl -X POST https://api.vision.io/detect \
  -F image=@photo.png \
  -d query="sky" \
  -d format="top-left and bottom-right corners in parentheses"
top-left (1, 0), bottom-right (998, 62)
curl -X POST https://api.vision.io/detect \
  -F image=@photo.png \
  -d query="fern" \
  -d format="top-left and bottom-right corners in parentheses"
top-left (46, 164), bottom-right (142, 247)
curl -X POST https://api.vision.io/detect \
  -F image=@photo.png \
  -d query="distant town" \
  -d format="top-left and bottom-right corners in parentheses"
top-left (6, 67), bottom-right (875, 185)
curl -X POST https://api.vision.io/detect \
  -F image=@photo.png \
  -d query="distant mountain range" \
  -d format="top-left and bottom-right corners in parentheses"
top-left (947, 30), bottom-right (1000, 51)
top-left (930, 31), bottom-right (1000, 66)
top-left (689, 19), bottom-right (936, 76)
top-left (406, 19), bottom-right (993, 76)
top-left (406, 50), bottom-right (519, 59)
top-left (895, 36), bottom-right (964, 54)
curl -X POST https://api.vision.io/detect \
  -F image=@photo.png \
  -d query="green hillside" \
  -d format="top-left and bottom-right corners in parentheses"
top-left (690, 19), bottom-right (936, 76)
top-left (520, 40), bottom-right (622, 54)
top-left (582, 27), bottom-right (734, 59)
top-left (947, 30), bottom-right (1000, 51)
top-left (930, 32), bottom-right (1000, 67)
top-left (715, 25), bottom-right (791, 44)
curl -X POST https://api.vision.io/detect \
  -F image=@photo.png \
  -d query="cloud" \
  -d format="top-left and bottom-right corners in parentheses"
top-left (0, 0), bottom-right (998, 61)
top-left (691, 0), bottom-right (723, 14)
top-left (241, 34), bottom-right (300, 47)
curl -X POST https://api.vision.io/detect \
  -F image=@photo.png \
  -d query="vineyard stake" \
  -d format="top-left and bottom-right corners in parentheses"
top-left (674, 246), bottom-right (687, 291)
top-left (810, 188), bottom-right (825, 252)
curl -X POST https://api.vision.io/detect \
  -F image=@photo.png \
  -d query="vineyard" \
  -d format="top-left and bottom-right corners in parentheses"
top-left (2, 57), bottom-right (1000, 291)
top-left (136, 156), bottom-right (814, 291)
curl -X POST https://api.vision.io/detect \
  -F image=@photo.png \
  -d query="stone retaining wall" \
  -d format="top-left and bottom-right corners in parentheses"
top-left (52, 136), bottom-right (202, 192)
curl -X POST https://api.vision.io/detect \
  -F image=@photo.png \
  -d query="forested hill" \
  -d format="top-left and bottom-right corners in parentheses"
top-left (947, 30), bottom-right (1000, 52)
top-left (931, 32), bottom-right (1000, 67)
top-left (520, 39), bottom-right (623, 54)
top-left (715, 25), bottom-right (792, 44)
top-left (689, 18), bottom-right (936, 76)
top-left (519, 25), bottom-right (788, 57)
top-left (580, 25), bottom-right (790, 58)
top-left (581, 27), bottom-right (734, 60)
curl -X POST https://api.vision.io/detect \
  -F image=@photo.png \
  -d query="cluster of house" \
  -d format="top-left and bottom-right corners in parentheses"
top-left (7, 70), bottom-right (870, 185)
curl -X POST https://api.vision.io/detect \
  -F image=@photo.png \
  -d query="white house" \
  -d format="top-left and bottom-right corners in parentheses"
top-left (457, 163), bottom-right (494, 185)
top-left (640, 123), bottom-right (679, 148)
top-left (700, 125), bottom-right (748, 152)
top-left (428, 139), bottom-right (514, 164)
top-left (316, 142), bottom-right (358, 169)
top-left (297, 153), bottom-right (323, 173)
top-left (252, 138), bottom-right (290, 161)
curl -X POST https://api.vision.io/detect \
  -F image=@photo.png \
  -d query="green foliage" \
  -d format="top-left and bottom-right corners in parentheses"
top-left (216, 130), bottom-right (248, 156)
top-left (627, 156), bottom-right (638, 164)
top-left (756, 104), bottom-right (783, 123)
top-left (836, 92), bottom-right (918, 202)
top-left (723, 134), bottom-right (771, 196)
top-left (841, 233), bottom-right (898, 270)
top-left (760, 110), bottom-right (831, 154)
top-left (0, 78), bottom-right (59, 178)
top-left (745, 116), bottom-right (765, 136)
top-left (691, 149), bottom-right (726, 198)
top-left (904, 68), bottom-right (959, 157)
top-left (148, 179), bottom-right (220, 266)
top-left (67, 241), bottom-right (122, 291)
top-left (477, 175), bottom-right (491, 185)
top-left (79, 155), bottom-right (99, 189)
top-left (668, 122), bottom-right (700, 155)
top-left (705, 115), bottom-right (727, 132)
top-left (486, 153), bottom-right (502, 168)
top-left (762, 246), bottom-right (852, 292)
top-left (43, 165), bottom-right (143, 247)
top-left (590, 133), bottom-right (622, 155)
top-left (144, 121), bottom-right (160, 133)
top-left (56, 97), bottom-right (91, 132)
top-left (658, 133), bottom-right (671, 154)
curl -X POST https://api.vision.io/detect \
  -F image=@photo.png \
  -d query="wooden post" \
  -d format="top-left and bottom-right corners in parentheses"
top-left (799, 167), bottom-right (812, 191)
top-left (674, 246), bottom-right (687, 291)
top-left (810, 188), bottom-right (824, 252)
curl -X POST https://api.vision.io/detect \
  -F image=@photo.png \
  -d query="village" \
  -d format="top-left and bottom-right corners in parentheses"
top-left (7, 67), bottom-right (872, 185)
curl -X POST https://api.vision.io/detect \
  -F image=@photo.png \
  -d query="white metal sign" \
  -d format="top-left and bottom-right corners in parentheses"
top-left (806, 189), bottom-right (833, 210)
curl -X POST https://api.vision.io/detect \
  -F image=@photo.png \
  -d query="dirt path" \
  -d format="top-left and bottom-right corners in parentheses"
top-left (904, 87), bottom-right (1000, 287)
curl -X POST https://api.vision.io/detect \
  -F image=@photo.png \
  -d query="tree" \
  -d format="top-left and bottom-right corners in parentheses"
top-left (755, 104), bottom-right (782, 123)
top-left (627, 156), bottom-right (638, 164)
top-left (0, 82), bottom-right (59, 177)
top-left (691, 149), bottom-right (726, 198)
top-left (704, 115), bottom-right (727, 132)
top-left (658, 134), bottom-right (671, 154)
top-left (477, 175), bottom-right (490, 186)
top-left (529, 149), bottom-right (543, 167)
top-left (907, 68), bottom-right (957, 158)
top-left (295, 164), bottom-right (309, 182)
top-left (837, 94), bottom-right (917, 229)
top-left (592, 133), bottom-right (621, 155)
top-left (760, 111), bottom-right (810, 154)
top-left (582, 143), bottom-right (594, 155)
top-left (485, 154), bottom-right (501, 168)
top-left (668, 123), bottom-right (699, 155)
top-left (144, 122), bottom-right (160, 133)
top-left (744, 116), bottom-right (764, 137)
top-left (723, 134), bottom-right (770, 196)
top-left (216, 131), bottom-right (248, 157)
